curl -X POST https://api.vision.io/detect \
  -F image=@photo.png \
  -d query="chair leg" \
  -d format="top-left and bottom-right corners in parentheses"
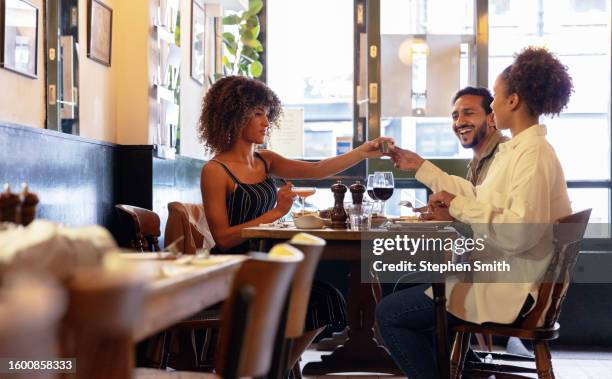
top-left (450, 332), bottom-right (471, 379)
top-left (534, 340), bottom-right (555, 379)
top-left (291, 361), bottom-right (302, 379)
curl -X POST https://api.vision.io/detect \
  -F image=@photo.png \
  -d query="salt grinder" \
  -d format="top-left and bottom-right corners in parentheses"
top-left (330, 181), bottom-right (348, 229)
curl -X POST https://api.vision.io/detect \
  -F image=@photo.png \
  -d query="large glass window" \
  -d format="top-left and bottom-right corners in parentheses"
top-left (489, 0), bottom-right (611, 182)
top-left (267, 0), bottom-right (354, 159)
top-left (379, 0), bottom-right (476, 160)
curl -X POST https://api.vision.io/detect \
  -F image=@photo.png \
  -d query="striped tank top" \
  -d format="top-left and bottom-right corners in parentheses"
top-left (210, 152), bottom-right (277, 253)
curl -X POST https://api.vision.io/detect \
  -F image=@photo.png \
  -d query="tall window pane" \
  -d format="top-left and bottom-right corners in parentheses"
top-left (267, 0), bottom-right (353, 159)
top-left (380, 0), bottom-right (475, 159)
top-left (489, 0), bottom-right (612, 181)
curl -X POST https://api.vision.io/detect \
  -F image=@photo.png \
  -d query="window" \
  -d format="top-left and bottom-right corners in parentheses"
top-left (379, 0), bottom-right (475, 162)
top-left (489, 0), bottom-right (612, 225)
top-left (267, 0), bottom-right (354, 159)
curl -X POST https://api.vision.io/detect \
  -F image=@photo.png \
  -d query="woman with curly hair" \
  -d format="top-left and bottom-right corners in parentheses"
top-left (376, 47), bottom-right (573, 378)
top-left (200, 75), bottom-right (391, 254)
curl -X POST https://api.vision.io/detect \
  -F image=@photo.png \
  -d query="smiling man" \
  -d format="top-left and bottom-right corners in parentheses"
top-left (451, 86), bottom-right (508, 185)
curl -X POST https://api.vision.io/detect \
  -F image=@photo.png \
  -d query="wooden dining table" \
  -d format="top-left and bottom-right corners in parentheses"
top-left (242, 225), bottom-right (455, 376)
top-left (64, 254), bottom-right (246, 379)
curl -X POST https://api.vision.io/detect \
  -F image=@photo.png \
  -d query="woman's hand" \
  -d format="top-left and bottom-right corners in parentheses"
top-left (387, 146), bottom-right (425, 171)
top-left (356, 137), bottom-right (395, 159)
top-left (274, 182), bottom-right (296, 216)
top-left (428, 191), bottom-right (456, 209)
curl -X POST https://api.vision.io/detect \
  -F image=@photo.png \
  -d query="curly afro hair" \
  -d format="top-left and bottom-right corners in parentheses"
top-left (198, 76), bottom-right (282, 154)
top-left (501, 47), bottom-right (573, 117)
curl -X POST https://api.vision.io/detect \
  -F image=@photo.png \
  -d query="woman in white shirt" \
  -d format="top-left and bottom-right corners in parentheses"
top-left (375, 47), bottom-right (573, 378)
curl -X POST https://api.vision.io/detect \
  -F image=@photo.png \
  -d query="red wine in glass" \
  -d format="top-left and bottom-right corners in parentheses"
top-left (367, 189), bottom-right (378, 201)
top-left (373, 187), bottom-right (393, 201)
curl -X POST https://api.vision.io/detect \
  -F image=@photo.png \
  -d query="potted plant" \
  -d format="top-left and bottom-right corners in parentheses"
top-left (221, 0), bottom-right (264, 78)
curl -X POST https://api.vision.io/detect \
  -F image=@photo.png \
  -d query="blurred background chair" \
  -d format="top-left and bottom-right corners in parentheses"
top-left (447, 209), bottom-right (592, 379)
top-left (269, 233), bottom-right (326, 379)
top-left (164, 202), bottom-right (215, 255)
top-left (115, 204), bottom-right (161, 252)
top-left (136, 244), bottom-right (303, 379)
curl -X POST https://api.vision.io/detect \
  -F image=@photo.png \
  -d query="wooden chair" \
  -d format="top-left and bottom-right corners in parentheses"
top-left (136, 245), bottom-right (304, 379)
top-left (269, 233), bottom-right (327, 379)
top-left (115, 204), bottom-right (161, 252)
top-left (164, 202), bottom-right (215, 255)
top-left (447, 209), bottom-right (592, 379)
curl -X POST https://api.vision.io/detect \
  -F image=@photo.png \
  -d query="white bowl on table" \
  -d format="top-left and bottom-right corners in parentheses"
top-left (293, 214), bottom-right (327, 229)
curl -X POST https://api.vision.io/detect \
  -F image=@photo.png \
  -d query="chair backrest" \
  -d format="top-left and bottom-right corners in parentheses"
top-left (115, 204), bottom-right (161, 252)
top-left (164, 202), bottom-right (215, 255)
top-left (521, 209), bottom-right (592, 329)
top-left (285, 233), bottom-right (326, 338)
top-left (215, 247), bottom-right (303, 378)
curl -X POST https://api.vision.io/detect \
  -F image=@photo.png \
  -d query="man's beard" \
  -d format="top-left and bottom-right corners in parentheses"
top-left (460, 122), bottom-right (488, 149)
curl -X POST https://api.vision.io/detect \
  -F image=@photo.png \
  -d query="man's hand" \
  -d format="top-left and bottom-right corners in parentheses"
top-left (419, 204), bottom-right (454, 221)
top-left (387, 146), bottom-right (425, 171)
top-left (428, 191), bottom-right (456, 209)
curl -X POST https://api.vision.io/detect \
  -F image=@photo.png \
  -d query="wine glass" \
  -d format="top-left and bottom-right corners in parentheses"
top-left (293, 187), bottom-right (316, 216)
top-left (373, 172), bottom-right (394, 216)
top-left (367, 174), bottom-right (381, 216)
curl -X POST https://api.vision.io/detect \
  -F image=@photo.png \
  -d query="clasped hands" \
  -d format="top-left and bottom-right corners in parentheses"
top-left (381, 144), bottom-right (456, 221)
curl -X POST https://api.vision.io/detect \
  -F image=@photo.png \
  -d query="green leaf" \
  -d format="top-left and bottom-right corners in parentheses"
top-left (250, 61), bottom-right (263, 78)
top-left (222, 56), bottom-right (231, 68)
top-left (223, 40), bottom-right (237, 56)
top-left (241, 29), bottom-right (254, 41)
top-left (242, 46), bottom-right (259, 60)
top-left (242, 36), bottom-right (263, 50)
top-left (246, 15), bottom-right (259, 29)
top-left (246, 0), bottom-right (263, 16)
top-left (222, 32), bottom-right (236, 44)
top-left (222, 14), bottom-right (241, 25)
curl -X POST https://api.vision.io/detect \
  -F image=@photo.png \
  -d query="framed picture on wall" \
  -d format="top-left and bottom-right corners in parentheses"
top-left (191, 0), bottom-right (205, 85)
top-left (0, 0), bottom-right (39, 78)
top-left (87, 0), bottom-right (112, 66)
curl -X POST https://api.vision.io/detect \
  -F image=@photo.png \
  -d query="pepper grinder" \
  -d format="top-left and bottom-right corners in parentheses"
top-left (0, 184), bottom-right (20, 224)
top-left (330, 181), bottom-right (348, 229)
top-left (20, 183), bottom-right (39, 226)
top-left (349, 181), bottom-right (365, 205)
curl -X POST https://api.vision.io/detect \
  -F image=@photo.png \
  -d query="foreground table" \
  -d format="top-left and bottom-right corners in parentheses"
top-left (64, 254), bottom-right (246, 379)
top-left (242, 226), bottom-right (454, 375)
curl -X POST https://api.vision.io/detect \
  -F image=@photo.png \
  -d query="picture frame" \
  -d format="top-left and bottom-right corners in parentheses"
top-left (190, 0), bottom-right (205, 85)
top-left (87, 0), bottom-right (112, 66)
top-left (0, 0), bottom-right (39, 78)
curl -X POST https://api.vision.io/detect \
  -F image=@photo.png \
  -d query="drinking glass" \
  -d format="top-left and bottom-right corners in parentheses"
top-left (373, 172), bottom-right (394, 216)
top-left (346, 203), bottom-right (373, 231)
top-left (293, 187), bottom-right (316, 215)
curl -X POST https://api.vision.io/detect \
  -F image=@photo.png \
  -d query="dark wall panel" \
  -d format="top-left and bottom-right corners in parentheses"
top-left (0, 123), bottom-right (117, 230)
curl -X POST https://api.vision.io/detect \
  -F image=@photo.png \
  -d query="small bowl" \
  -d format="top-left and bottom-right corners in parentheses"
top-left (371, 216), bottom-right (388, 228)
top-left (293, 214), bottom-right (327, 229)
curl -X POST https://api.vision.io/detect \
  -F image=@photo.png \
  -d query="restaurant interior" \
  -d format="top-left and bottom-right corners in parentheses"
top-left (1, 0), bottom-right (611, 378)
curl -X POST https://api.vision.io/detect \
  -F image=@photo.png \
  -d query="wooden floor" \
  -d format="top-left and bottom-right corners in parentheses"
top-left (300, 347), bottom-right (612, 379)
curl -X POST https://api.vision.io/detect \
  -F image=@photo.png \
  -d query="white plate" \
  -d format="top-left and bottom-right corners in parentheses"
top-left (388, 220), bottom-right (453, 230)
